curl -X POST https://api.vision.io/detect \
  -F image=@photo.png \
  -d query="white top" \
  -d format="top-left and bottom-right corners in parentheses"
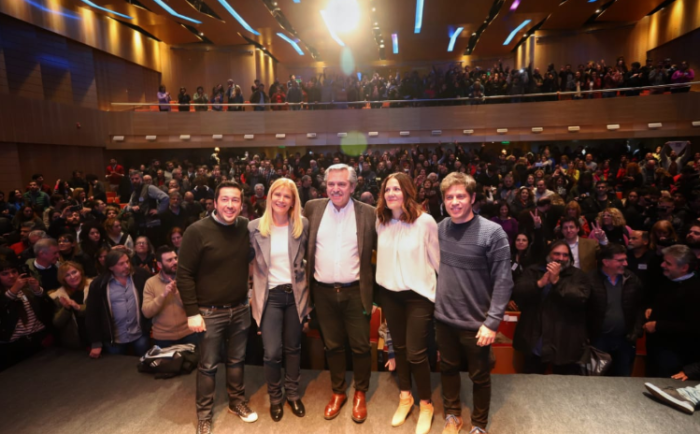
top-left (268, 224), bottom-right (292, 289)
top-left (376, 213), bottom-right (440, 302)
top-left (314, 200), bottom-right (360, 284)
top-left (568, 237), bottom-right (581, 269)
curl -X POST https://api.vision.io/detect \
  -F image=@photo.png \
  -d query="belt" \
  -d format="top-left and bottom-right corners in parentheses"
top-left (314, 280), bottom-right (360, 289)
top-left (272, 284), bottom-right (293, 293)
top-left (199, 300), bottom-right (247, 310)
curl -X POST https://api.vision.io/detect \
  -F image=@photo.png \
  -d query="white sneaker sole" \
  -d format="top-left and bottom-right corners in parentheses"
top-left (228, 407), bottom-right (259, 422)
top-left (645, 383), bottom-right (695, 415)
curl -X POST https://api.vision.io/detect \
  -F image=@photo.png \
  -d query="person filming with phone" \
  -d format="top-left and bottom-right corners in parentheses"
top-left (0, 259), bottom-right (52, 371)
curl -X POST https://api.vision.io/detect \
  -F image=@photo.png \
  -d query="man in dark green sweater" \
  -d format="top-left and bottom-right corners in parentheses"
top-left (177, 181), bottom-right (256, 434)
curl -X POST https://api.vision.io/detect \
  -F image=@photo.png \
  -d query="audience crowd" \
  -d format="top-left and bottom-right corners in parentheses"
top-left (154, 56), bottom-right (696, 111)
top-left (2, 139), bottom-right (699, 391)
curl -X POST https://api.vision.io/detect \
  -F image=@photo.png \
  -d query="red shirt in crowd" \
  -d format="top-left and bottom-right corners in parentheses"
top-left (106, 164), bottom-right (125, 185)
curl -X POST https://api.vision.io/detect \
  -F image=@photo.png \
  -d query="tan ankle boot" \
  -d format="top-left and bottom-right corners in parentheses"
top-left (391, 394), bottom-right (414, 427)
top-left (416, 401), bottom-right (434, 434)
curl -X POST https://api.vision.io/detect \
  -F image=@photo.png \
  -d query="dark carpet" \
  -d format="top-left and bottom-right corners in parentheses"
top-left (1, 349), bottom-right (697, 433)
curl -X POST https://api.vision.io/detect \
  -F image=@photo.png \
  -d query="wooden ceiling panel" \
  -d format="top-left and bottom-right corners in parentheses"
top-left (596, 0), bottom-right (666, 22)
top-left (377, 0), bottom-right (493, 62)
top-left (473, 0), bottom-right (560, 57)
top-left (541, 0), bottom-right (602, 30)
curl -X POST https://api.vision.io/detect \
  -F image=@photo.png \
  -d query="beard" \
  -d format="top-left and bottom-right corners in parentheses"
top-left (686, 239), bottom-right (700, 250)
top-left (545, 255), bottom-right (571, 269)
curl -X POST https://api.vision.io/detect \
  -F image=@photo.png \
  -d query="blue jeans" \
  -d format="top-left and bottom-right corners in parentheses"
top-left (196, 303), bottom-right (250, 421)
top-left (104, 334), bottom-right (150, 357)
top-left (154, 333), bottom-right (201, 348)
top-left (260, 287), bottom-right (303, 404)
top-left (592, 334), bottom-right (636, 377)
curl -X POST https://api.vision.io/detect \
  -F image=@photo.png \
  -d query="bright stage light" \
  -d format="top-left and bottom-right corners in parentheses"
top-left (415, 0), bottom-right (424, 33)
top-left (448, 27), bottom-right (463, 52)
top-left (320, 10), bottom-right (346, 46)
top-left (325, 0), bottom-right (361, 33)
top-left (392, 33), bottom-right (399, 54)
top-left (503, 19), bottom-right (531, 45)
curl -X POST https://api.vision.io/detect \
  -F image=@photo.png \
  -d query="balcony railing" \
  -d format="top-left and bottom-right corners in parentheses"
top-left (111, 82), bottom-right (699, 111)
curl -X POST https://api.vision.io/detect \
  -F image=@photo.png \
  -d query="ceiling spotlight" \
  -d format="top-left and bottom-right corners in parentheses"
top-left (380, 44), bottom-right (384, 48)
top-left (372, 8), bottom-right (376, 12)
top-left (596, 9), bottom-right (601, 13)
top-left (200, 32), bottom-right (204, 36)
top-left (472, 32), bottom-right (476, 36)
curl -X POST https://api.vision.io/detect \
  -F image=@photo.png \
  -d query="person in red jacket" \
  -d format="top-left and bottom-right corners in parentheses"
top-left (105, 158), bottom-right (125, 191)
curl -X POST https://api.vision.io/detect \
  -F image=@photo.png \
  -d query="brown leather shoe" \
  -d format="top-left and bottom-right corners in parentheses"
top-left (324, 393), bottom-right (347, 420)
top-left (351, 391), bottom-right (367, 423)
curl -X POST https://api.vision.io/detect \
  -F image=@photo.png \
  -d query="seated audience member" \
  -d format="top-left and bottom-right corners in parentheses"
top-left (0, 260), bottom-right (51, 371)
top-left (23, 180), bottom-right (51, 212)
top-left (645, 361), bottom-right (700, 415)
top-left (132, 236), bottom-right (158, 275)
top-left (160, 192), bottom-right (193, 234)
top-left (199, 197), bottom-right (215, 219)
top-left (49, 262), bottom-right (92, 349)
top-left (560, 216), bottom-right (599, 272)
top-left (513, 240), bottom-right (590, 374)
top-left (142, 246), bottom-right (197, 348)
top-left (555, 201), bottom-right (591, 237)
top-left (78, 221), bottom-right (108, 277)
top-left (590, 208), bottom-right (630, 246)
top-left (48, 207), bottom-right (81, 240)
top-left (168, 227), bottom-right (184, 254)
top-left (86, 249), bottom-right (152, 358)
top-left (12, 205), bottom-right (47, 233)
top-left (104, 217), bottom-right (134, 251)
top-left (686, 221), bottom-right (700, 264)
top-left (644, 245), bottom-right (700, 377)
top-left (57, 233), bottom-right (81, 263)
top-left (534, 179), bottom-right (555, 203)
top-left (94, 246), bottom-right (111, 276)
top-left (10, 221), bottom-right (35, 256)
top-left (491, 202), bottom-right (519, 245)
top-left (27, 238), bottom-right (61, 292)
top-left (510, 187), bottom-right (535, 216)
top-left (19, 230), bottom-right (45, 263)
top-left (587, 244), bottom-right (644, 377)
top-left (582, 180), bottom-right (623, 223)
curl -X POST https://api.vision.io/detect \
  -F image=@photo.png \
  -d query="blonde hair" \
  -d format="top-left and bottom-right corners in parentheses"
top-left (258, 178), bottom-right (303, 239)
top-left (596, 207), bottom-right (626, 228)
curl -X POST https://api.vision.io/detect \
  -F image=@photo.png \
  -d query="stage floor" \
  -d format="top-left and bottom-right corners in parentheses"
top-left (1, 349), bottom-right (697, 433)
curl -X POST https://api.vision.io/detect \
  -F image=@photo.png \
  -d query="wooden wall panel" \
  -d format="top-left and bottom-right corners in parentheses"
top-left (16, 143), bottom-right (105, 191)
top-left (0, 143), bottom-right (23, 195)
top-left (0, 14), bottom-right (158, 111)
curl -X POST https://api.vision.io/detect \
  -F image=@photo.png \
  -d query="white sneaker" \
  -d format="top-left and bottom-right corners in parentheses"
top-left (228, 402), bottom-right (259, 422)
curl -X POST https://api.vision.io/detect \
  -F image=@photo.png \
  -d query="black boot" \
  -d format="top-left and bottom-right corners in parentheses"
top-left (270, 402), bottom-right (284, 422)
top-left (287, 399), bottom-right (306, 417)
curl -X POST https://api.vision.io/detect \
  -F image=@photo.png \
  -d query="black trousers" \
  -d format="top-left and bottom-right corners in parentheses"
top-left (379, 286), bottom-right (434, 400)
top-left (312, 282), bottom-right (371, 393)
top-left (435, 320), bottom-right (491, 429)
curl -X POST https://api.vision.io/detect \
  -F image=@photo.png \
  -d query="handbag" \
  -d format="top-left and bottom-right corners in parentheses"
top-left (577, 345), bottom-right (612, 376)
top-left (138, 344), bottom-right (198, 379)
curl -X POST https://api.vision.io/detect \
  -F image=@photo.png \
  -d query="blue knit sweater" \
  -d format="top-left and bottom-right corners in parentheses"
top-left (435, 215), bottom-right (513, 332)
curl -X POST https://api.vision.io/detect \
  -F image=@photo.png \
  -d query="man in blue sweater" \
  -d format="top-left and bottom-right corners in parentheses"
top-left (435, 173), bottom-right (513, 434)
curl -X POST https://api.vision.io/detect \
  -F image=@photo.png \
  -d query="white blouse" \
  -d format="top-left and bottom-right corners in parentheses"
top-left (268, 224), bottom-right (292, 289)
top-left (376, 212), bottom-right (440, 302)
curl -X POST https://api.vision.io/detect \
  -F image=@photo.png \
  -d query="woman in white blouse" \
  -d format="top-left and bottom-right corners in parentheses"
top-left (376, 172), bottom-right (440, 434)
top-left (249, 178), bottom-right (310, 422)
